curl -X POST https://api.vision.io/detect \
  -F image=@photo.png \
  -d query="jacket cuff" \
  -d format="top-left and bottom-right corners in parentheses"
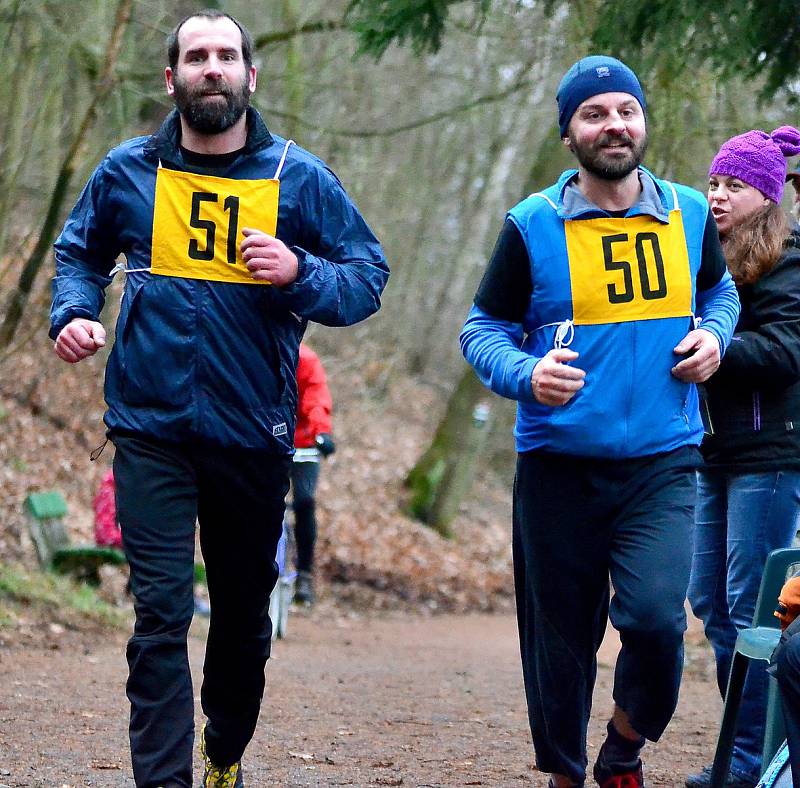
top-left (49, 307), bottom-right (97, 341)
top-left (509, 356), bottom-right (539, 402)
top-left (697, 325), bottom-right (725, 356)
top-left (281, 247), bottom-right (312, 294)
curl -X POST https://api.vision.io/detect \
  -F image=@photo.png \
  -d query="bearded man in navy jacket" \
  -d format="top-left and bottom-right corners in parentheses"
top-left (50, 10), bottom-right (388, 787)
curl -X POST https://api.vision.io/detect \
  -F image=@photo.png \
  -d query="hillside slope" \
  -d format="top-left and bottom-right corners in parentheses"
top-left (0, 342), bottom-right (515, 614)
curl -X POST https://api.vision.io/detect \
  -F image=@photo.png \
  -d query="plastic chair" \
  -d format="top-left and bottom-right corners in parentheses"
top-left (710, 547), bottom-right (800, 788)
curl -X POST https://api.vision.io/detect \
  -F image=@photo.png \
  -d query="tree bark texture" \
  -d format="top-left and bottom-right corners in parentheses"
top-left (404, 366), bottom-right (492, 536)
top-left (0, 0), bottom-right (133, 349)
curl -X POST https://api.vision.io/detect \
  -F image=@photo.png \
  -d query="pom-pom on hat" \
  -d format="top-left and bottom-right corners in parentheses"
top-left (556, 55), bottom-right (646, 138)
top-left (709, 126), bottom-right (800, 204)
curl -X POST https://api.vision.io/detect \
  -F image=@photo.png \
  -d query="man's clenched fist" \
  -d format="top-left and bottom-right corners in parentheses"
top-left (54, 318), bottom-right (106, 363)
top-left (531, 348), bottom-right (586, 406)
top-left (241, 227), bottom-right (299, 287)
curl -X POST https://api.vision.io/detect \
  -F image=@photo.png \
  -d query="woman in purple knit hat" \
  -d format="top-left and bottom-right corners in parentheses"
top-left (686, 126), bottom-right (800, 788)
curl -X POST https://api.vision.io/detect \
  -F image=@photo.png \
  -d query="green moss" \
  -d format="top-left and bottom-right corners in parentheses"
top-left (405, 456), bottom-right (446, 523)
top-left (0, 564), bottom-right (128, 630)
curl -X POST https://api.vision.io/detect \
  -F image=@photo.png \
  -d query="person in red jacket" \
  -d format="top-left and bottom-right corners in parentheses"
top-left (292, 344), bottom-right (335, 604)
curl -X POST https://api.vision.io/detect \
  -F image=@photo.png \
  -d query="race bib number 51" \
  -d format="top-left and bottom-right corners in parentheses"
top-left (150, 167), bottom-right (279, 285)
top-left (564, 212), bottom-right (692, 325)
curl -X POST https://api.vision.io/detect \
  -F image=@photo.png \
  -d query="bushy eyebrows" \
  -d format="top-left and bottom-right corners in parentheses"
top-left (183, 45), bottom-right (240, 59)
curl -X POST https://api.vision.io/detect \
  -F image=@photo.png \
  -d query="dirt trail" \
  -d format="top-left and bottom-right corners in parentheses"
top-left (0, 609), bottom-right (720, 787)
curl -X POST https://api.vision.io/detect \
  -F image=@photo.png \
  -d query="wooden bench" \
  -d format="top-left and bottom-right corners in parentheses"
top-left (25, 490), bottom-right (126, 586)
top-left (25, 490), bottom-right (208, 593)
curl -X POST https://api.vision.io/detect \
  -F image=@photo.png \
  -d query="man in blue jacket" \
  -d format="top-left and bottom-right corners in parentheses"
top-left (460, 56), bottom-right (739, 788)
top-left (50, 10), bottom-right (388, 788)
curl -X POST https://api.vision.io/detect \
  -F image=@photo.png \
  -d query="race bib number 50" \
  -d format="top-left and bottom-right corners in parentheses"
top-left (564, 212), bottom-right (692, 325)
top-left (150, 167), bottom-right (279, 285)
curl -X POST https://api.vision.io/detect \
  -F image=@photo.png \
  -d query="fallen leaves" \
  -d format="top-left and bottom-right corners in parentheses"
top-left (0, 355), bottom-right (516, 618)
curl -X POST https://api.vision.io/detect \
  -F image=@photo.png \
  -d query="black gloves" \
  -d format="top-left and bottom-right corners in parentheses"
top-left (315, 433), bottom-right (336, 456)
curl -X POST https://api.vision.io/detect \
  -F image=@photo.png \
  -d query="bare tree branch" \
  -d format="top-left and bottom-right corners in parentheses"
top-left (263, 76), bottom-right (534, 138)
top-left (253, 19), bottom-right (346, 49)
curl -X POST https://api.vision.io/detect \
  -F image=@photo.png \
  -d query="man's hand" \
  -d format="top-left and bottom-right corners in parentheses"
top-left (241, 228), bottom-right (299, 286)
top-left (531, 348), bottom-right (585, 406)
top-left (54, 318), bottom-right (106, 363)
top-left (671, 329), bottom-right (720, 383)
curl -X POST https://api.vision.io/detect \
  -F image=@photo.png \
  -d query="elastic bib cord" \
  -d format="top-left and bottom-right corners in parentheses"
top-left (110, 261), bottom-right (151, 276)
top-left (666, 181), bottom-right (680, 211)
top-left (528, 191), bottom-right (558, 210)
top-left (532, 318), bottom-right (574, 350)
top-left (273, 140), bottom-right (295, 179)
top-left (530, 319), bottom-right (575, 349)
top-left (553, 319), bottom-right (574, 349)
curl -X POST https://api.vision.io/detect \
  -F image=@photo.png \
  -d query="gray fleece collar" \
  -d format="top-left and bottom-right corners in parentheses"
top-left (560, 168), bottom-right (670, 223)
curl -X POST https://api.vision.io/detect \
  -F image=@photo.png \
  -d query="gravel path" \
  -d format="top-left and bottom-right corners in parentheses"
top-left (0, 609), bottom-right (720, 787)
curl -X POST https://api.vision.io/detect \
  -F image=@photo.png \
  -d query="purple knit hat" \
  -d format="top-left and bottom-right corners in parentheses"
top-left (709, 126), bottom-right (800, 203)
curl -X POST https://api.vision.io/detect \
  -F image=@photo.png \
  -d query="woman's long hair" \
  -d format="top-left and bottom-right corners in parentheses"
top-left (721, 201), bottom-right (789, 285)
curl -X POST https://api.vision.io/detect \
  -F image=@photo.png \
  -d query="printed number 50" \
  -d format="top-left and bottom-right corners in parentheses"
top-left (602, 232), bottom-right (667, 304)
top-left (188, 191), bottom-right (240, 265)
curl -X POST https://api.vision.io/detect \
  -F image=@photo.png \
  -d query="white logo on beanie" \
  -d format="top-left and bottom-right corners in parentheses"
top-left (596, 66), bottom-right (611, 78)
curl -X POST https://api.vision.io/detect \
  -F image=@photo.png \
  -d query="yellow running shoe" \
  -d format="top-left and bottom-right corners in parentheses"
top-left (199, 723), bottom-right (244, 788)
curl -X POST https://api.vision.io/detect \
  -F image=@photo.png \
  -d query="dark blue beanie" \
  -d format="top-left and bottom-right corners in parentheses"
top-left (556, 55), bottom-right (646, 137)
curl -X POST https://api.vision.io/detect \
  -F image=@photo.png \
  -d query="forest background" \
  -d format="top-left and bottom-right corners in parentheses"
top-left (0, 0), bottom-right (798, 617)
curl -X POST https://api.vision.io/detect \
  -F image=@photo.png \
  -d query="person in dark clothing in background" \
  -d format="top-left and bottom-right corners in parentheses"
top-left (686, 126), bottom-right (800, 788)
top-left (291, 343), bottom-right (335, 606)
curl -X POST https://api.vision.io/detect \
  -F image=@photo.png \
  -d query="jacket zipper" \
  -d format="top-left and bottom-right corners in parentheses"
top-left (700, 394), bottom-right (714, 435)
top-left (753, 391), bottom-right (761, 431)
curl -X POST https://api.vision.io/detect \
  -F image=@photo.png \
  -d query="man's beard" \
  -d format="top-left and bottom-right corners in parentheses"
top-left (173, 73), bottom-right (250, 135)
top-left (569, 131), bottom-right (648, 180)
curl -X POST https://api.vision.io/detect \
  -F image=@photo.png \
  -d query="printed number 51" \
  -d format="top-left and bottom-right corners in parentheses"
top-left (188, 191), bottom-right (240, 265)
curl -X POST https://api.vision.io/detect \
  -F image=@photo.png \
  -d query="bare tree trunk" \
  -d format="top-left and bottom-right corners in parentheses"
top-left (404, 366), bottom-right (492, 536)
top-left (281, 0), bottom-right (305, 142)
top-left (0, 14), bottom-right (35, 263)
top-left (0, 0), bottom-right (133, 349)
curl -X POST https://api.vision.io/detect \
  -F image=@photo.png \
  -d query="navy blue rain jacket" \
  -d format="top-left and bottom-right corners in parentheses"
top-left (50, 109), bottom-right (389, 451)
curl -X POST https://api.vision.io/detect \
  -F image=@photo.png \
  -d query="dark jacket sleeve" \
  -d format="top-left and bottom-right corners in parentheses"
top-left (712, 246), bottom-right (800, 388)
top-left (695, 210), bottom-right (740, 355)
top-left (697, 210), bottom-right (729, 292)
top-left (460, 220), bottom-right (538, 402)
top-left (275, 165), bottom-right (389, 327)
top-left (50, 158), bottom-right (119, 338)
top-left (473, 219), bottom-right (532, 322)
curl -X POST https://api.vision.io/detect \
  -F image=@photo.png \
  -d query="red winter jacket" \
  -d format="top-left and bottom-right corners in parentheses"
top-left (295, 344), bottom-right (333, 448)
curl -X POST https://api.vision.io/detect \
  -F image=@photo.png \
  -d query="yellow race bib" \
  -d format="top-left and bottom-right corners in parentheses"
top-left (150, 167), bottom-right (279, 285)
top-left (564, 211), bottom-right (692, 325)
